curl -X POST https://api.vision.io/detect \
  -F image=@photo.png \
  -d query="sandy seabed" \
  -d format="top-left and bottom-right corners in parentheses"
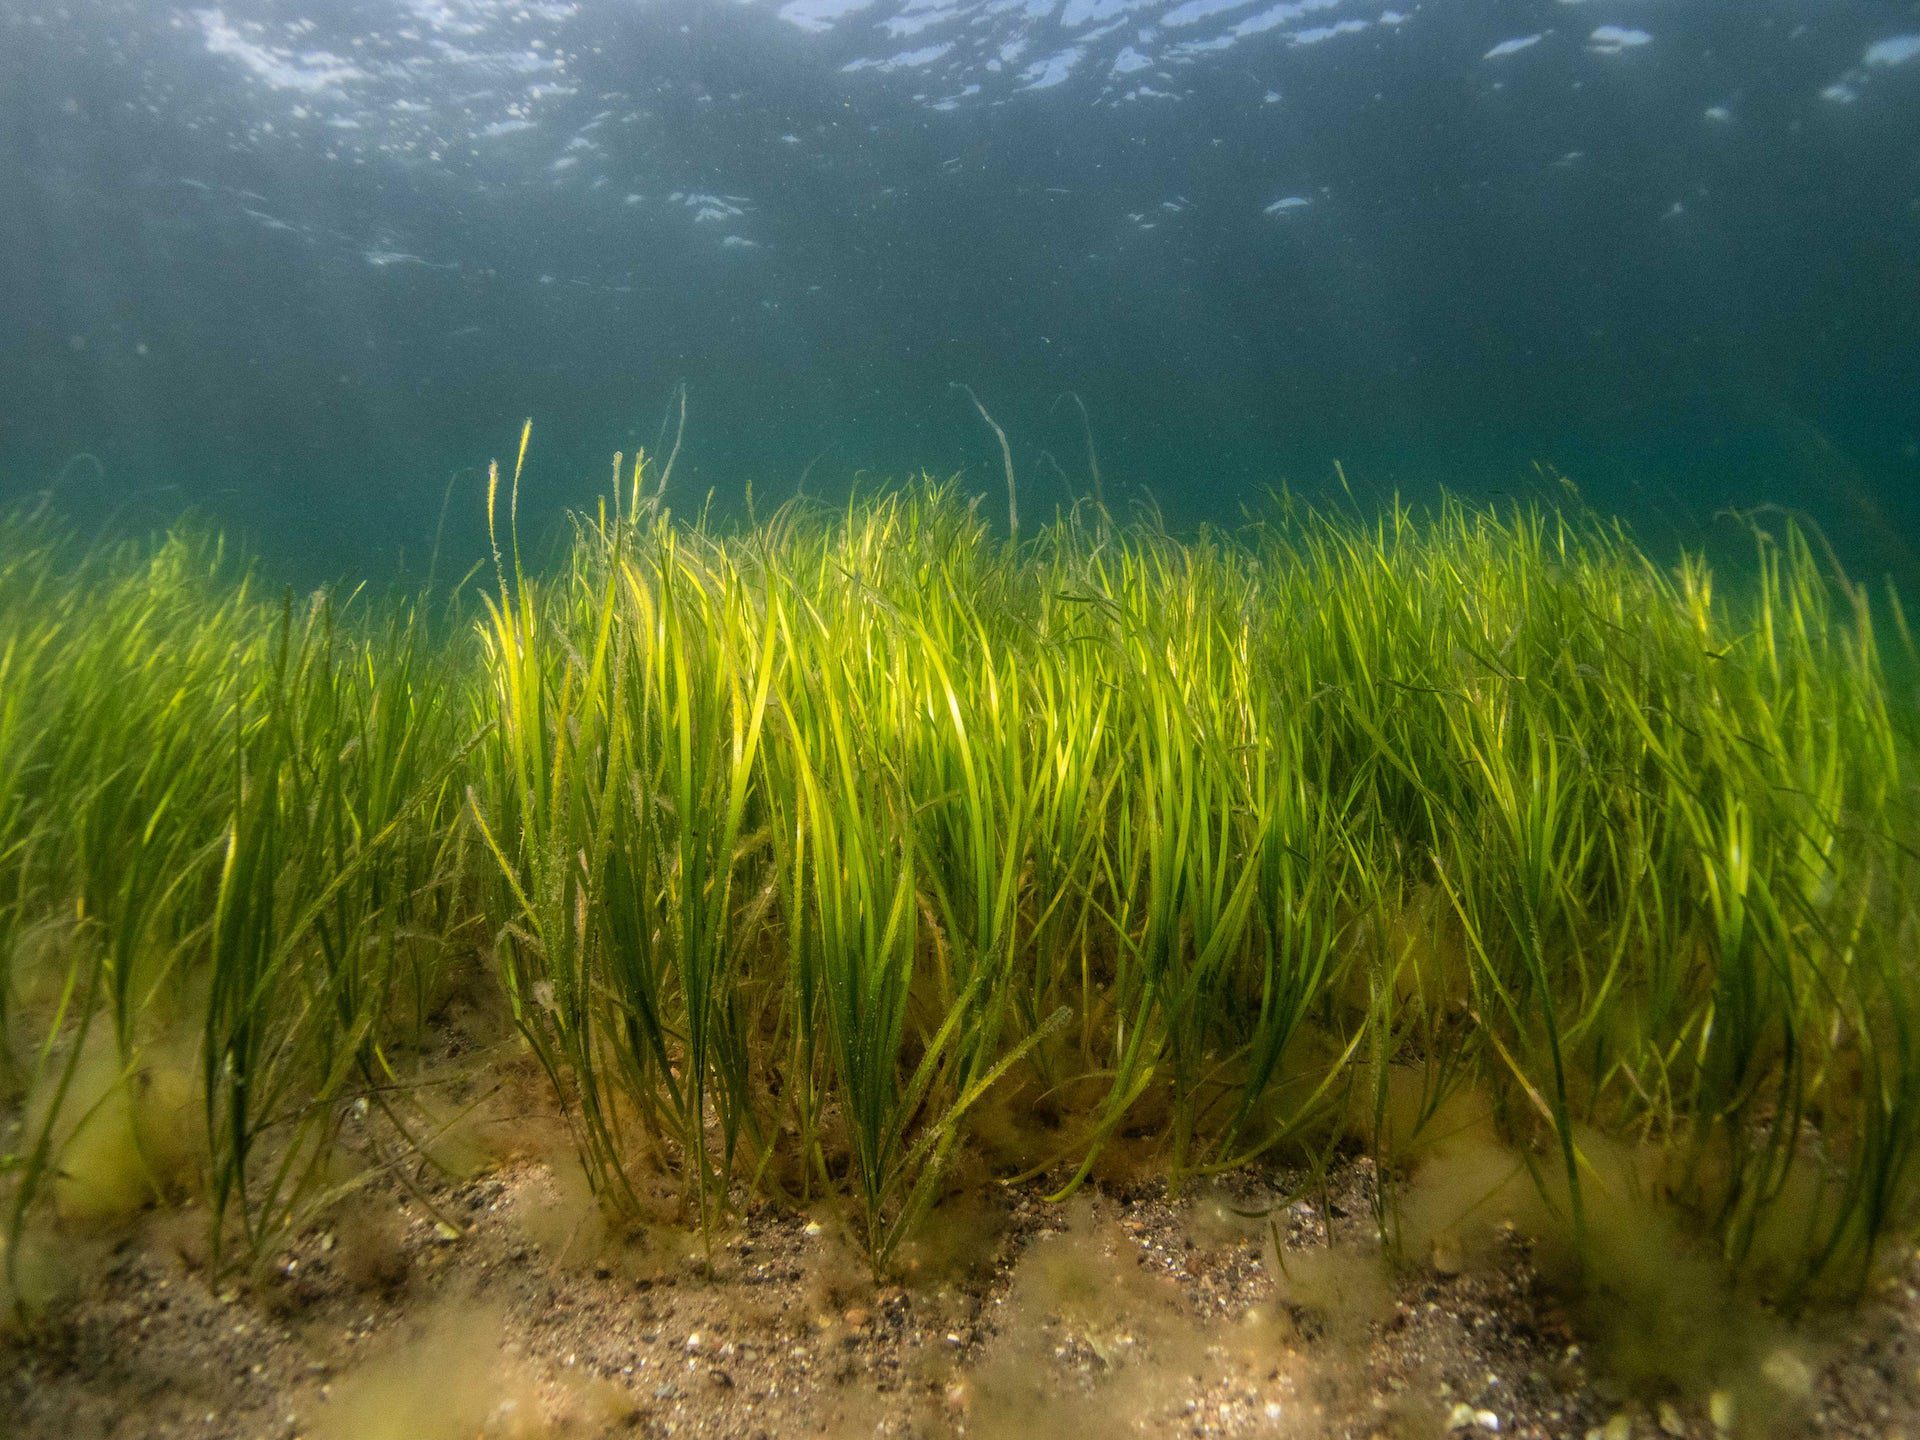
top-left (8, 1148), bottom-right (1920, 1440)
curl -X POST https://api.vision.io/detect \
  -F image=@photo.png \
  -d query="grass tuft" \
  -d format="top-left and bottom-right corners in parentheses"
top-left (2, 455), bottom-right (1916, 1305)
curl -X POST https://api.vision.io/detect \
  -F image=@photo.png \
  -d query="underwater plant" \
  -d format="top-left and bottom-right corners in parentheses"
top-left (2, 441), bottom-right (1916, 1310)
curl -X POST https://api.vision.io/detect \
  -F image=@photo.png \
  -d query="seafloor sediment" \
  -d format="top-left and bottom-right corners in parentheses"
top-left (7, 1149), bottom-right (1920, 1440)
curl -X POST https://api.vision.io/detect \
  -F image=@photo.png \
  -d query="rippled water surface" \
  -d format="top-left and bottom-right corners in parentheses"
top-left (2, 0), bottom-right (1916, 579)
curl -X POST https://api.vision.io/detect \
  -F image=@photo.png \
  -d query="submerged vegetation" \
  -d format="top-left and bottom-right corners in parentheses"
top-left (2, 446), bottom-right (1917, 1324)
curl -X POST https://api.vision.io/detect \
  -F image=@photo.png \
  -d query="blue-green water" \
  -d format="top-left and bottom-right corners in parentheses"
top-left (3, 0), bottom-right (1917, 584)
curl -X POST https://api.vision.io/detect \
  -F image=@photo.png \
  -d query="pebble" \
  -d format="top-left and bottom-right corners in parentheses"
top-left (1710, 1390), bottom-right (1735, 1432)
top-left (1447, 1401), bottom-right (1501, 1431)
top-left (1762, 1348), bottom-right (1814, 1398)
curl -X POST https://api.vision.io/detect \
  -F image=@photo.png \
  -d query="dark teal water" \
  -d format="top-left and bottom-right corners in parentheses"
top-left (3, 1), bottom-right (1916, 586)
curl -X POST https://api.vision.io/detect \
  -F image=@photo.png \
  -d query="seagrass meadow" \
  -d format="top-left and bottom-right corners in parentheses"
top-left (4, 441), bottom-right (1919, 1331)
